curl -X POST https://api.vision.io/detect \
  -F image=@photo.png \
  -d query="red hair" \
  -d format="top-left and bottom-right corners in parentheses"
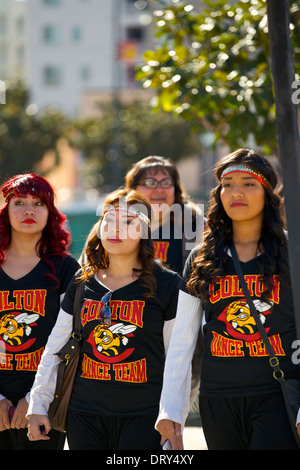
top-left (0, 173), bottom-right (71, 284)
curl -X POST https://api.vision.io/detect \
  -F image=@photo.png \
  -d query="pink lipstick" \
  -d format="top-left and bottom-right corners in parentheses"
top-left (231, 202), bottom-right (247, 207)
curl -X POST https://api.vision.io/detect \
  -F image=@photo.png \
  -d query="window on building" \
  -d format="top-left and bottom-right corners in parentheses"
top-left (43, 66), bottom-right (62, 86)
top-left (16, 16), bottom-right (25, 36)
top-left (126, 27), bottom-right (144, 41)
top-left (0, 15), bottom-right (6, 36)
top-left (0, 46), bottom-right (7, 65)
top-left (16, 46), bottom-right (25, 66)
top-left (43, 0), bottom-right (62, 6)
top-left (80, 65), bottom-right (91, 82)
top-left (43, 25), bottom-right (62, 45)
top-left (71, 25), bottom-right (82, 42)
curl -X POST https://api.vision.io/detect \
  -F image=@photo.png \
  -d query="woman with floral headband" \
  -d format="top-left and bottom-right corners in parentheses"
top-left (26, 188), bottom-right (181, 450)
top-left (79, 156), bottom-right (205, 417)
top-left (156, 148), bottom-right (300, 450)
top-left (0, 173), bottom-right (79, 451)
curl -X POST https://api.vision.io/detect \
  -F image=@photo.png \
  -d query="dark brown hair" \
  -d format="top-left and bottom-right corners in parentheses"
top-left (77, 188), bottom-right (157, 298)
top-left (125, 155), bottom-right (188, 205)
top-left (187, 148), bottom-right (288, 303)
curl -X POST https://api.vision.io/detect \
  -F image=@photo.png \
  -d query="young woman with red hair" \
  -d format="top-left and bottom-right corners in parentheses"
top-left (0, 173), bottom-right (79, 450)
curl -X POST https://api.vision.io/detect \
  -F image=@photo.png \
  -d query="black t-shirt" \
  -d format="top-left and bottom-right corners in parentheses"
top-left (153, 221), bottom-right (183, 274)
top-left (0, 255), bottom-right (79, 404)
top-left (181, 249), bottom-right (298, 397)
top-left (61, 265), bottom-right (180, 417)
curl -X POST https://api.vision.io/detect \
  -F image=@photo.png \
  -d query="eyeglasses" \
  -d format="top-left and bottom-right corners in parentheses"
top-left (140, 178), bottom-right (174, 189)
top-left (100, 291), bottom-right (112, 326)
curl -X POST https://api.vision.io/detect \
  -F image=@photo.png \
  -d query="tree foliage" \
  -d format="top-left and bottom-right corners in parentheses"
top-left (136, 0), bottom-right (300, 155)
top-left (68, 99), bottom-right (203, 190)
top-left (0, 80), bottom-right (67, 184)
top-left (0, 81), bottom-right (202, 191)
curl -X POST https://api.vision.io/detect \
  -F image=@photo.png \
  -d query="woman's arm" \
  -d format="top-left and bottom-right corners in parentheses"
top-left (156, 290), bottom-right (202, 433)
top-left (26, 308), bottom-right (73, 417)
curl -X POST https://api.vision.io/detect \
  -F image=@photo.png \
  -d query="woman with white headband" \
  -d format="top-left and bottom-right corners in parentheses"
top-left (26, 188), bottom-right (181, 450)
top-left (156, 148), bottom-right (300, 450)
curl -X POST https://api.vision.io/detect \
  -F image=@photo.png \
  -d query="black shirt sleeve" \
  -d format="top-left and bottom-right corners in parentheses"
top-left (178, 245), bottom-right (200, 292)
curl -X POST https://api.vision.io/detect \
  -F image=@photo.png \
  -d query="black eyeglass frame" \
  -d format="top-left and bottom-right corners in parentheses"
top-left (140, 177), bottom-right (174, 189)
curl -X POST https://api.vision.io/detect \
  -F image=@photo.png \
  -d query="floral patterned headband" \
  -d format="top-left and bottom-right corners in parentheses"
top-left (103, 205), bottom-right (151, 227)
top-left (220, 164), bottom-right (271, 189)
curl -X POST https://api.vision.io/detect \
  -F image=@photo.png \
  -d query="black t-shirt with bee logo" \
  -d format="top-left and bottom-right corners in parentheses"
top-left (61, 264), bottom-right (180, 417)
top-left (0, 255), bottom-right (79, 405)
top-left (180, 249), bottom-right (299, 397)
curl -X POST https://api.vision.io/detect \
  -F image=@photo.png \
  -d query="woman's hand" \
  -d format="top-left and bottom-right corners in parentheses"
top-left (10, 397), bottom-right (28, 429)
top-left (157, 420), bottom-right (184, 450)
top-left (0, 398), bottom-right (13, 431)
top-left (27, 414), bottom-right (51, 441)
top-left (162, 435), bottom-right (184, 450)
top-left (156, 419), bottom-right (182, 439)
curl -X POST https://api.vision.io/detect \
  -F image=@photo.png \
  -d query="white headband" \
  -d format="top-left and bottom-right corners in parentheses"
top-left (103, 205), bottom-right (151, 227)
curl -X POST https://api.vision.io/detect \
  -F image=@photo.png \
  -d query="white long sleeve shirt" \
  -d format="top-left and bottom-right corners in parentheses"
top-left (155, 289), bottom-right (202, 429)
top-left (27, 308), bottom-right (73, 416)
top-left (156, 289), bottom-right (300, 433)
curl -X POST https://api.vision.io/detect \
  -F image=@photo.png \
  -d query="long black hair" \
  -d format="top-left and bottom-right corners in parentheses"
top-left (187, 148), bottom-right (288, 303)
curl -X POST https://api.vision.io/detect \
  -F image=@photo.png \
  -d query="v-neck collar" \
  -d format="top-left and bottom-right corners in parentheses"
top-left (0, 260), bottom-right (43, 282)
top-left (227, 248), bottom-right (263, 265)
top-left (92, 273), bottom-right (140, 293)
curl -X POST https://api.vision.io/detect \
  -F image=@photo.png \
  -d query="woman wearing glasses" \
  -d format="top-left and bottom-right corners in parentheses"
top-left (125, 155), bottom-right (204, 275)
top-left (80, 156), bottom-right (204, 276)
top-left (26, 188), bottom-right (182, 450)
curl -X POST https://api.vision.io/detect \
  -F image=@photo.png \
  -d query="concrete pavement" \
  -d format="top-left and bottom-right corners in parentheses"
top-left (183, 426), bottom-right (207, 450)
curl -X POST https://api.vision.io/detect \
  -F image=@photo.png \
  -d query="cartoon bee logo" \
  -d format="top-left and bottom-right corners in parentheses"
top-left (219, 299), bottom-right (273, 340)
top-left (0, 313), bottom-right (39, 347)
top-left (93, 322), bottom-right (137, 357)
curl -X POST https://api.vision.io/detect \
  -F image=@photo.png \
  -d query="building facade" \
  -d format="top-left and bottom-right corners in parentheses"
top-left (0, 0), bottom-right (29, 83)
top-left (28, 0), bottom-right (153, 115)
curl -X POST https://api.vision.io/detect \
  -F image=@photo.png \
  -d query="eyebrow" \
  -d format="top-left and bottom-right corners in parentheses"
top-left (144, 176), bottom-right (171, 180)
top-left (12, 194), bottom-right (42, 199)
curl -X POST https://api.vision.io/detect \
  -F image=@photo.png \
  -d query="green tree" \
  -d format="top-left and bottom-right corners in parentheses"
top-left (0, 80), bottom-right (67, 183)
top-left (69, 99), bottom-right (203, 191)
top-left (136, 0), bottom-right (300, 155)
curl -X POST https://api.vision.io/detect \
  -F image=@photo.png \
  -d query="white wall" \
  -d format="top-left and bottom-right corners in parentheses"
top-left (28, 0), bottom-right (114, 115)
